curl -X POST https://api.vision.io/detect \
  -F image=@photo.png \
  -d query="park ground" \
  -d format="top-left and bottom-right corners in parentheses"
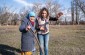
top-left (0, 25), bottom-right (85, 55)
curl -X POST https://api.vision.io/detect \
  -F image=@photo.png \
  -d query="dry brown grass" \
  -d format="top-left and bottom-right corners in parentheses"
top-left (0, 25), bottom-right (85, 55)
top-left (49, 25), bottom-right (85, 55)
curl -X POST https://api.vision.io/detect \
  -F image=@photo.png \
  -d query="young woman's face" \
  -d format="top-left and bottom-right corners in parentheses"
top-left (42, 10), bottom-right (47, 18)
top-left (30, 17), bottom-right (35, 22)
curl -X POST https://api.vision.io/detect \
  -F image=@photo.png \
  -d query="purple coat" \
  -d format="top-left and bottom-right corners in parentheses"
top-left (19, 18), bottom-right (35, 51)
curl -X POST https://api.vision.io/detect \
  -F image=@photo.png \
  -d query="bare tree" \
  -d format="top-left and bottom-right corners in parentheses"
top-left (75, 0), bottom-right (85, 15)
top-left (11, 13), bottom-right (19, 25)
top-left (71, 1), bottom-right (75, 25)
top-left (45, 0), bottom-right (62, 25)
top-left (71, 0), bottom-right (85, 25)
top-left (32, 3), bottom-right (41, 15)
top-left (0, 6), bottom-right (10, 25)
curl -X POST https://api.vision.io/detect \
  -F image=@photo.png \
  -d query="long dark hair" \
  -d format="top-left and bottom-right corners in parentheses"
top-left (38, 7), bottom-right (49, 18)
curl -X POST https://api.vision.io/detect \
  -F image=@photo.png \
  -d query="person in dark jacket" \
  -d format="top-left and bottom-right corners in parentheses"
top-left (19, 12), bottom-right (36, 55)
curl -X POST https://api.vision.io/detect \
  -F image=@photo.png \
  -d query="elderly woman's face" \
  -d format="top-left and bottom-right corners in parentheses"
top-left (30, 17), bottom-right (35, 22)
top-left (42, 10), bottom-right (47, 18)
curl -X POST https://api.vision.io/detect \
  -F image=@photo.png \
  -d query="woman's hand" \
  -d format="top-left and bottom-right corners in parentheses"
top-left (26, 25), bottom-right (31, 31)
top-left (57, 12), bottom-right (63, 18)
top-left (40, 26), bottom-right (45, 31)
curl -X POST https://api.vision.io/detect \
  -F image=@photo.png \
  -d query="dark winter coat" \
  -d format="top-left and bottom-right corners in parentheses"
top-left (19, 18), bottom-right (35, 51)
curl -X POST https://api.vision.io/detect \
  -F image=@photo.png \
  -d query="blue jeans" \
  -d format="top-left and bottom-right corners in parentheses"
top-left (37, 33), bottom-right (49, 55)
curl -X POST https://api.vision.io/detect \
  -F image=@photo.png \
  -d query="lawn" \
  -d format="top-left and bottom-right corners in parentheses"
top-left (0, 25), bottom-right (85, 55)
